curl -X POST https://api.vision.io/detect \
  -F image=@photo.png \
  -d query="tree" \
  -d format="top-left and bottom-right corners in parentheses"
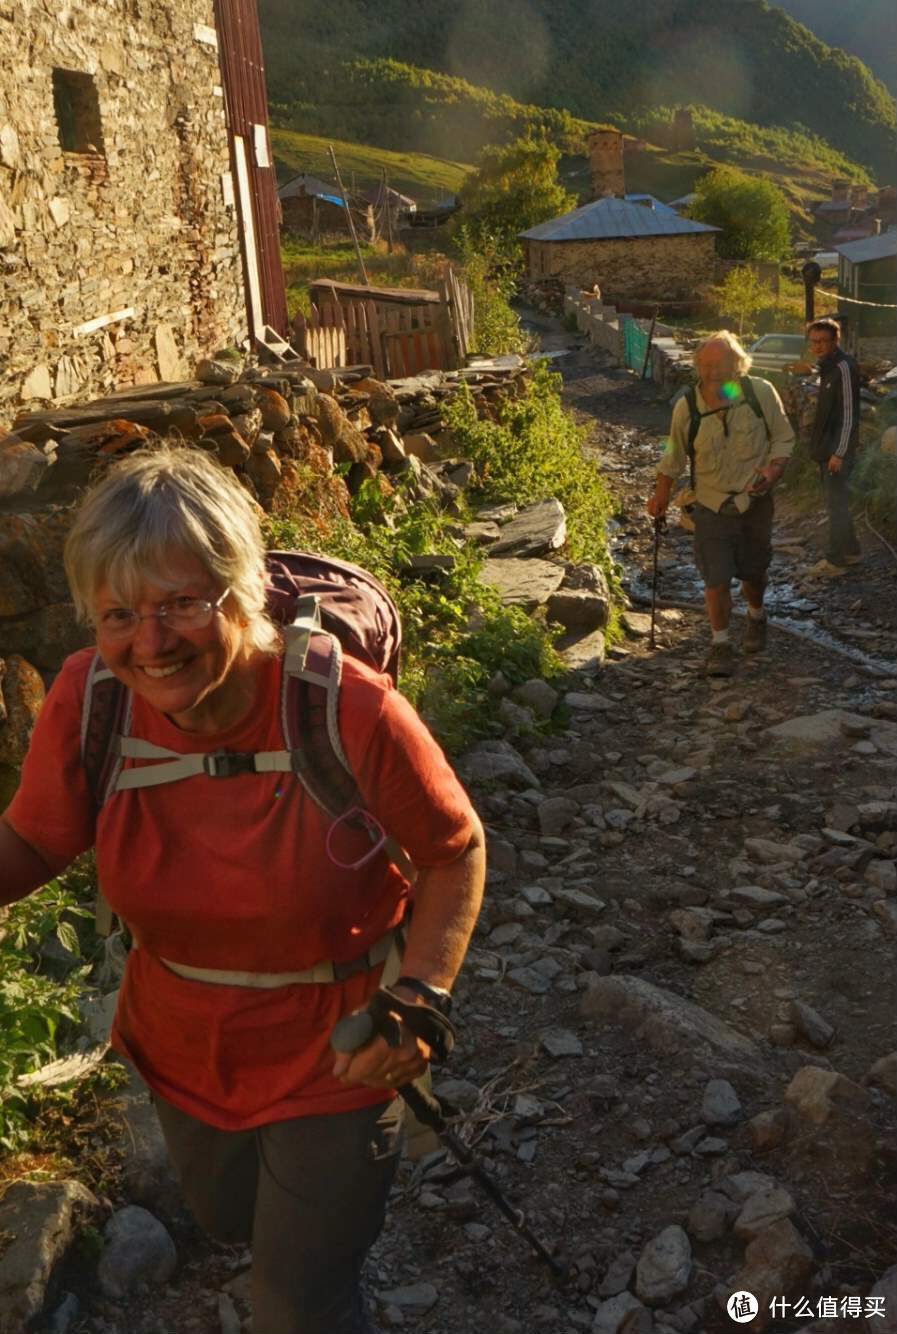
top-left (688, 167), bottom-right (790, 261)
top-left (713, 265), bottom-right (771, 335)
top-left (455, 135), bottom-right (576, 265)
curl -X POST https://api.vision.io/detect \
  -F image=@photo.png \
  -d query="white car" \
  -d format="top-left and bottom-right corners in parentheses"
top-left (747, 333), bottom-right (808, 374)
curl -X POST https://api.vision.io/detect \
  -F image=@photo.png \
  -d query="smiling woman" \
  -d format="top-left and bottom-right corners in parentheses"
top-left (0, 444), bottom-right (485, 1334)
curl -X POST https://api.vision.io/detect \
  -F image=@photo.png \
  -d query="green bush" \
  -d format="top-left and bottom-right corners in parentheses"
top-left (444, 363), bottom-right (614, 568)
top-left (852, 445), bottom-right (896, 535)
top-left (0, 860), bottom-right (97, 1150)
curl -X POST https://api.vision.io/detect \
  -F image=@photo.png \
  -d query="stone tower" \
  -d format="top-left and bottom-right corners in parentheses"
top-left (587, 130), bottom-right (624, 200)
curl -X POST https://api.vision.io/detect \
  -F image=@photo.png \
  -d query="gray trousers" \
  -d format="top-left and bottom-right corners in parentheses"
top-left (153, 1094), bottom-right (404, 1334)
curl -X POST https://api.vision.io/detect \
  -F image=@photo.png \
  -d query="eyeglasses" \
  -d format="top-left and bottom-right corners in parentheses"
top-left (95, 588), bottom-right (231, 641)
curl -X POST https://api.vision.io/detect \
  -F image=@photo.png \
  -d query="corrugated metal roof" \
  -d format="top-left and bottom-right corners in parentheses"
top-left (519, 196), bottom-right (719, 242)
top-left (624, 193), bottom-right (677, 214)
top-left (309, 278), bottom-right (441, 304)
top-left (835, 232), bottom-right (897, 264)
top-left (278, 173), bottom-right (341, 202)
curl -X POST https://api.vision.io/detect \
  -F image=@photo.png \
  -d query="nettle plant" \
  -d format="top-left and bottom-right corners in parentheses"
top-left (0, 861), bottom-right (97, 1150)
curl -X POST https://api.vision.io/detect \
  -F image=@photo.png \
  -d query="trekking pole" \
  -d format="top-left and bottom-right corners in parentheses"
top-left (650, 514), bottom-right (666, 650)
top-left (332, 993), bottom-right (568, 1282)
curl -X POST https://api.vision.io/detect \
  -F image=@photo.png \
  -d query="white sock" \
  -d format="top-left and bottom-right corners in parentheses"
top-left (712, 628), bottom-right (730, 645)
top-left (747, 605), bottom-right (766, 621)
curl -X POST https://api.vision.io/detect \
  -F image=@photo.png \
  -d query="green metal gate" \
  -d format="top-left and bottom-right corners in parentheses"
top-left (622, 316), bottom-right (652, 379)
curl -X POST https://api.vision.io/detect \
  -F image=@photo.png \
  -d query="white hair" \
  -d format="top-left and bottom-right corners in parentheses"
top-left (64, 444), bottom-right (280, 656)
top-left (695, 329), bottom-right (753, 376)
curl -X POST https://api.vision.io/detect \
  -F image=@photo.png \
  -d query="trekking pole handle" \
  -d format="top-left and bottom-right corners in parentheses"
top-left (331, 1010), bottom-right (378, 1054)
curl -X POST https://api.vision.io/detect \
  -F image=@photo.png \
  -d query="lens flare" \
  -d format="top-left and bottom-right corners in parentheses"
top-left (721, 380), bottom-right (741, 402)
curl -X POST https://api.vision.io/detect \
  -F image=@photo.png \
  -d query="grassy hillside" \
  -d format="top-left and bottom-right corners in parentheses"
top-left (270, 61), bottom-right (602, 166)
top-left (270, 128), bottom-right (470, 204)
top-left (270, 89), bottom-right (872, 244)
top-left (257, 0), bottom-right (896, 178)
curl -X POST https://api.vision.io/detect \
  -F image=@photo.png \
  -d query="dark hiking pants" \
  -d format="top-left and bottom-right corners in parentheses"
top-left (819, 456), bottom-right (860, 565)
top-left (153, 1094), bottom-right (403, 1334)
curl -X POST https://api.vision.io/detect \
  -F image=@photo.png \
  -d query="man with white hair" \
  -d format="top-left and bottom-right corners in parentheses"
top-left (648, 331), bottom-right (795, 676)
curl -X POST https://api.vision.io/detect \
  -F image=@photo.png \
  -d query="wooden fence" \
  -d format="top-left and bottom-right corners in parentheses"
top-left (293, 266), bottom-right (473, 377)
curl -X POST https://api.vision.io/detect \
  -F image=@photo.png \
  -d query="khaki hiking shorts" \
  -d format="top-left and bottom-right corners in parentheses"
top-left (692, 493), bottom-right (773, 588)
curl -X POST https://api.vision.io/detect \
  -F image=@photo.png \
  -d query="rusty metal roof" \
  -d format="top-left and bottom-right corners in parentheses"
top-left (519, 196), bottom-right (720, 242)
top-left (309, 278), bottom-right (441, 304)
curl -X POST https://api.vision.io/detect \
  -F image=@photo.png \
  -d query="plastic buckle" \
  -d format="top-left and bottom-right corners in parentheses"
top-left (203, 751), bottom-right (257, 779)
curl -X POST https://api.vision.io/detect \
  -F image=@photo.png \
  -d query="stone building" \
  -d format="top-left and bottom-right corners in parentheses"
top-left (0, 0), bottom-right (285, 414)
top-left (519, 197), bottom-right (719, 304)
top-left (586, 130), bottom-right (625, 200)
top-left (835, 231), bottom-right (897, 362)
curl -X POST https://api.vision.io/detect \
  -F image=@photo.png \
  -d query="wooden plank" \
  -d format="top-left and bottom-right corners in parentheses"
top-left (365, 299), bottom-right (385, 379)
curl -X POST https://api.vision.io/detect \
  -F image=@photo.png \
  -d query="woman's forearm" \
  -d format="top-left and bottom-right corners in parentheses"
top-left (399, 814), bottom-right (486, 990)
top-left (0, 816), bottom-right (62, 905)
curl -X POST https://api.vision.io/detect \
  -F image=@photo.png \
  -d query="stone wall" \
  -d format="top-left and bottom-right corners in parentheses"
top-left (563, 288), bottom-right (695, 390)
top-left (528, 234), bottom-right (717, 302)
top-left (0, 1), bottom-right (247, 416)
top-left (857, 336), bottom-right (897, 362)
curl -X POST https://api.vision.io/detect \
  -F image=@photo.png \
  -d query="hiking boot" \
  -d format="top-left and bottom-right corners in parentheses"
top-left (742, 616), bottom-right (767, 654)
top-left (804, 558), bottom-right (847, 578)
top-left (705, 641), bottom-right (736, 677)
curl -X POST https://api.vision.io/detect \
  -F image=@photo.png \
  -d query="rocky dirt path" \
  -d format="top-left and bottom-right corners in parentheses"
top-left (55, 338), bottom-right (896, 1334)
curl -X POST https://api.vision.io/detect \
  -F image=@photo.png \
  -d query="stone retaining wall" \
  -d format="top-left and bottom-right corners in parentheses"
top-left (0, 1), bottom-right (246, 414)
top-left (563, 289), bottom-right (694, 391)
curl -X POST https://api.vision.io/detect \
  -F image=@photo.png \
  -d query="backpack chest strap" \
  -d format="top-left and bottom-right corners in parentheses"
top-left (114, 737), bottom-right (294, 789)
top-left (112, 737), bottom-right (417, 882)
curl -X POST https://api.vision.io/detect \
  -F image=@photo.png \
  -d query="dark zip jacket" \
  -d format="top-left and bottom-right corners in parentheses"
top-left (809, 347), bottom-right (860, 463)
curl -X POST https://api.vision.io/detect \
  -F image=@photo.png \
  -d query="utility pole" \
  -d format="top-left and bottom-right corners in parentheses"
top-left (384, 169), bottom-right (394, 254)
top-left (329, 144), bottom-right (368, 285)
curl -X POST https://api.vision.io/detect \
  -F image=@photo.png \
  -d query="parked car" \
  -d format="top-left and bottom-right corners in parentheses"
top-left (747, 333), bottom-right (808, 374)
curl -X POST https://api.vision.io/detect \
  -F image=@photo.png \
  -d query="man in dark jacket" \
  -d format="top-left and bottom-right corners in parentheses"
top-left (804, 318), bottom-right (862, 576)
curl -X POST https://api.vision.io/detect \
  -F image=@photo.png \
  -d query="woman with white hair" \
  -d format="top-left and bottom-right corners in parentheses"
top-left (0, 445), bottom-right (485, 1334)
top-left (648, 330), bottom-right (795, 676)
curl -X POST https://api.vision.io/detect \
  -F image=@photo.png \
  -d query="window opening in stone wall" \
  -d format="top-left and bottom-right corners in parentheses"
top-left (52, 69), bottom-right (105, 156)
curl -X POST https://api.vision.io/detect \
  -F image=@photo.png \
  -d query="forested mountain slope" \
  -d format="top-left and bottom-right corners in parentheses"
top-left (775, 0), bottom-right (895, 93)
top-left (257, 0), bottom-right (895, 178)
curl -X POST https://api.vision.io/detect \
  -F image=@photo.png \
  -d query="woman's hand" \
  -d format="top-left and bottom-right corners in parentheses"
top-left (332, 1015), bottom-right (430, 1089)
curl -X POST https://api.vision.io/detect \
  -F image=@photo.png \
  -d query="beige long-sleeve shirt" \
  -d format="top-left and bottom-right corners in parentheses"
top-left (658, 376), bottom-right (795, 513)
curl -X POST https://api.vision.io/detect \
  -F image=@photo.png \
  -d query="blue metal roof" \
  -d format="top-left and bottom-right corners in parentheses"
top-left (624, 193), bottom-right (678, 214)
top-left (519, 196), bottom-right (720, 242)
top-left (835, 232), bottom-right (897, 264)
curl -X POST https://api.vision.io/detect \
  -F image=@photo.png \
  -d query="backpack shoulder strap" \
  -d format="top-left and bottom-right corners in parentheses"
top-left (740, 376), bottom-right (770, 439)
top-left (684, 385), bottom-right (699, 488)
top-left (81, 653), bottom-right (132, 809)
top-left (80, 653), bottom-right (133, 936)
top-left (280, 615), bottom-right (417, 882)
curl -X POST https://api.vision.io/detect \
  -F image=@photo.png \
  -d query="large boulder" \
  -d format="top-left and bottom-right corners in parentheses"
top-left (0, 1181), bottom-right (98, 1334)
top-left (489, 498), bottom-right (567, 557)
top-left (479, 557), bottom-right (565, 610)
top-left (0, 655), bottom-right (45, 767)
top-left (580, 975), bottom-right (760, 1072)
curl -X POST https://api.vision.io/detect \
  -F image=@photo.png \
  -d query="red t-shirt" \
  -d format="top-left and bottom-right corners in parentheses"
top-left (7, 648), bottom-right (475, 1129)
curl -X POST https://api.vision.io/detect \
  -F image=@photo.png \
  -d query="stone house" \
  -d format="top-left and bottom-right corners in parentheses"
top-left (520, 128), bottom-right (718, 304)
top-left (519, 197), bottom-right (719, 304)
top-left (0, 0), bottom-right (286, 413)
top-left (278, 174), bottom-right (375, 242)
top-left (835, 230), bottom-right (897, 361)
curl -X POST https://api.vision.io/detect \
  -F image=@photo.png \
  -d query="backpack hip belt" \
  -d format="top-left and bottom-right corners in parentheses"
top-left (143, 922), bottom-right (404, 990)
